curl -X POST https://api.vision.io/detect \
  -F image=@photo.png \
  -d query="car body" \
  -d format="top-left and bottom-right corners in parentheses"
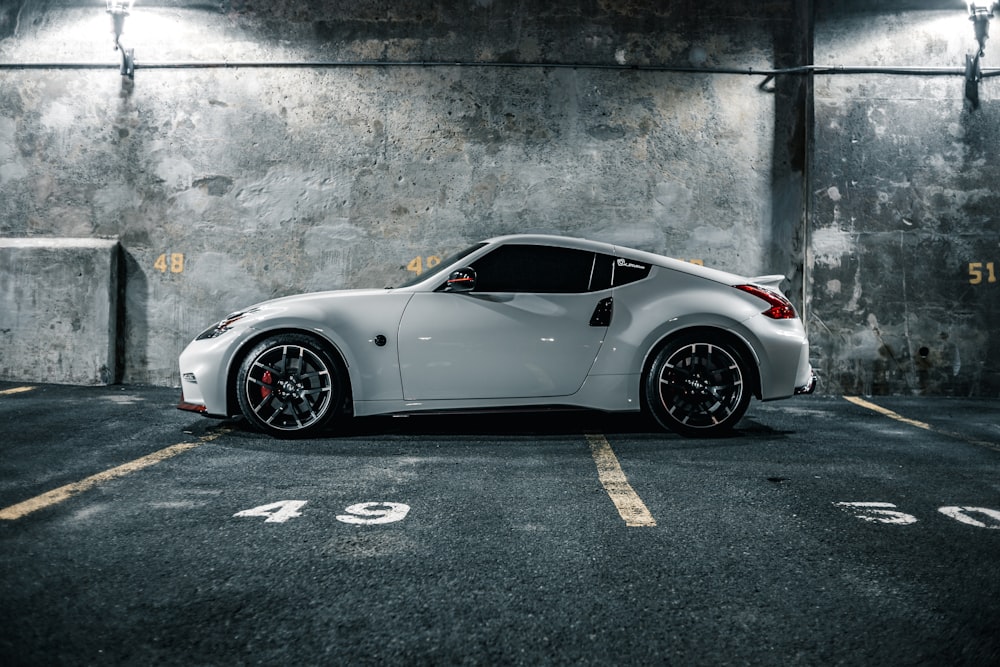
top-left (178, 234), bottom-right (815, 437)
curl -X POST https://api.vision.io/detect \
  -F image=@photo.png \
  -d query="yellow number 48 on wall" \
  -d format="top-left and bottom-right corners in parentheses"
top-left (154, 253), bottom-right (185, 274)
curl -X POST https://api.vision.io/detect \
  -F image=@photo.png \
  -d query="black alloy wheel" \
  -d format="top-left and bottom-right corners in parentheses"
top-left (645, 335), bottom-right (751, 437)
top-left (236, 333), bottom-right (344, 438)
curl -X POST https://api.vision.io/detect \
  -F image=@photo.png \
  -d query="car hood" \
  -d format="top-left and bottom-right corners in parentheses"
top-left (205, 288), bottom-right (401, 334)
top-left (242, 288), bottom-right (393, 311)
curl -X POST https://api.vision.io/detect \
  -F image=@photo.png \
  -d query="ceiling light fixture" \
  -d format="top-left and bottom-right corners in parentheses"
top-left (968, 2), bottom-right (999, 55)
top-left (106, 0), bottom-right (136, 78)
top-left (964, 2), bottom-right (1000, 108)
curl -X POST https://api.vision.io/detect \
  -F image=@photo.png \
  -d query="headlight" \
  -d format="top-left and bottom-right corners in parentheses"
top-left (195, 308), bottom-right (257, 340)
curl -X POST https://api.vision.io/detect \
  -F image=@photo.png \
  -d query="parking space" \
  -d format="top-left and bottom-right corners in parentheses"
top-left (1, 383), bottom-right (998, 665)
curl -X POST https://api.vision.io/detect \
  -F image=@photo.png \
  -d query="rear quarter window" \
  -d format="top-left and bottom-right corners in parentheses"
top-left (613, 257), bottom-right (652, 286)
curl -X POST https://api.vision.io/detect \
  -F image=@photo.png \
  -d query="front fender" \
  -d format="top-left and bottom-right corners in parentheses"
top-left (220, 292), bottom-right (413, 413)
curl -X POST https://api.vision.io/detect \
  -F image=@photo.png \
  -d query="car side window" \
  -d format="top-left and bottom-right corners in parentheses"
top-left (471, 245), bottom-right (599, 293)
top-left (590, 253), bottom-right (614, 291)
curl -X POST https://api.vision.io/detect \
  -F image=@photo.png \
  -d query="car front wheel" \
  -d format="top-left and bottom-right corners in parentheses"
top-left (236, 334), bottom-right (344, 438)
top-left (645, 335), bottom-right (751, 437)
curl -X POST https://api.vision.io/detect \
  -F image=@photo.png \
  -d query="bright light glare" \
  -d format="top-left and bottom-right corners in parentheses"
top-left (106, 0), bottom-right (136, 13)
top-left (818, 13), bottom-right (974, 65)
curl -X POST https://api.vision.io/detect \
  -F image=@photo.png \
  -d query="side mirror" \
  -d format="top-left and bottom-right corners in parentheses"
top-left (445, 267), bottom-right (476, 292)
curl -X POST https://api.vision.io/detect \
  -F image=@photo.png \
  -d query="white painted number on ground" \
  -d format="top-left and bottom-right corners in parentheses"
top-left (834, 502), bottom-right (918, 525)
top-left (336, 502), bottom-right (410, 525)
top-left (938, 506), bottom-right (1000, 529)
top-left (234, 500), bottom-right (307, 523)
top-left (234, 500), bottom-right (410, 525)
top-left (836, 502), bottom-right (1000, 529)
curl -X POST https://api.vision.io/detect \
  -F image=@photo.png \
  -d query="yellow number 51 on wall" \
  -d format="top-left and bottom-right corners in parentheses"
top-left (968, 262), bottom-right (996, 285)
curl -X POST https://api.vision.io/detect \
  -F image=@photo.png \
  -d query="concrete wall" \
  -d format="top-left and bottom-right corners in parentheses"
top-left (813, 5), bottom-right (1000, 396)
top-left (0, 1), bottom-right (995, 396)
top-left (1, 0), bottom-right (805, 387)
top-left (0, 238), bottom-right (120, 385)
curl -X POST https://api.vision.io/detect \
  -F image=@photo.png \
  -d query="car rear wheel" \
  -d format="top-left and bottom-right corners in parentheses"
top-left (645, 335), bottom-right (751, 437)
top-left (236, 334), bottom-right (344, 438)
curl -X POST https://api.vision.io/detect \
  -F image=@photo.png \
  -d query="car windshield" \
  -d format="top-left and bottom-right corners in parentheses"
top-left (391, 242), bottom-right (488, 289)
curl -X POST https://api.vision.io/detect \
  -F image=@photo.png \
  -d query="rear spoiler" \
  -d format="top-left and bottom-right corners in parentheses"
top-left (749, 274), bottom-right (785, 292)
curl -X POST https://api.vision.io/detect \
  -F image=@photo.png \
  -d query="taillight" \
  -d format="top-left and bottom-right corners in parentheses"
top-left (735, 284), bottom-right (798, 319)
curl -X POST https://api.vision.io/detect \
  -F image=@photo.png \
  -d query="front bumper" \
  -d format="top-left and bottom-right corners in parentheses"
top-left (177, 393), bottom-right (208, 414)
top-left (176, 335), bottom-right (235, 418)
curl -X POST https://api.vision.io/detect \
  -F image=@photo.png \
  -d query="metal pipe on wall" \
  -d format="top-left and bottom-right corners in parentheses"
top-left (2, 60), bottom-right (1000, 77)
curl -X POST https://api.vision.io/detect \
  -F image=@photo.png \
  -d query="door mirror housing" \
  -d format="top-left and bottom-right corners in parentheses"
top-left (445, 267), bottom-right (476, 292)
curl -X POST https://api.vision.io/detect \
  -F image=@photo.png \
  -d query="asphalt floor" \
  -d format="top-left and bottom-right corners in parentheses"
top-left (1, 382), bottom-right (998, 665)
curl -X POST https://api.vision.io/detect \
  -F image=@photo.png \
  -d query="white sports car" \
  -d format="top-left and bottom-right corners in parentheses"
top-left (178, 234), bottom-right (815, 437)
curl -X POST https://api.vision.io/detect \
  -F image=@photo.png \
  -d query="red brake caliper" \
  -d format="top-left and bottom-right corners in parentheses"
top-left (261, 370), bottom-right (272, 399)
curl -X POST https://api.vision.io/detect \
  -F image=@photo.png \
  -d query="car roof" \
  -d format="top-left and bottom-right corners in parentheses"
top-left (482, 233), bottom-right (752, 285)
top-left (483, 233), bottom-right (616, 254)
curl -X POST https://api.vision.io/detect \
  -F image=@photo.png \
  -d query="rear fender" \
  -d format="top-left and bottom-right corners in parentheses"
top-left (639, 322), bottom-right (764, 401)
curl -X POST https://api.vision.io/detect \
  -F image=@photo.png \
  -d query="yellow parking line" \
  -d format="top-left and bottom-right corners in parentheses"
top-left (0, 386), bottom-right (35, 396)
top-left (844, 396), bottom-right (1000, 453)
top-left (0, 428), bottom-right (229, 521)
top-left (844, 396), bottom-right (933, 430)
top-left (586, 433), bottom-right (656, 527)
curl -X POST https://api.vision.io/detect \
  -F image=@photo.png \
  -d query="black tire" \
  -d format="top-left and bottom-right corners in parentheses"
top-left (645, 334), bottom-right (751, 437)
top-left (236, 333), bottom-right (345, 438)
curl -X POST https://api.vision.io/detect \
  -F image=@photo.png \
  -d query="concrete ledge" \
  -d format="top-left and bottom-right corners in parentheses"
top-left (0, 238), bottom-right (121, 385)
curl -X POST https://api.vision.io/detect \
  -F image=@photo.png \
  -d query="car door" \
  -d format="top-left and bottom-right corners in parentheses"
top-left (396, 244), bottom-right (613, 400)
